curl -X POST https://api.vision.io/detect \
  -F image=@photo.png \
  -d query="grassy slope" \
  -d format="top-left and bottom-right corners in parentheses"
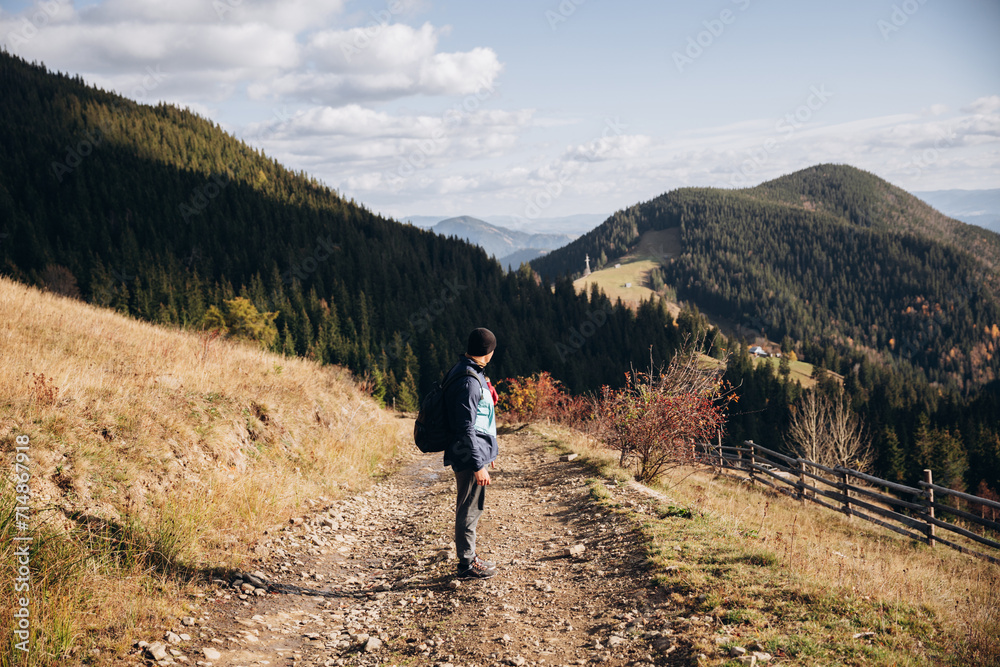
top-left (574, 258), bottom-right (666, 309)
top-left (573, 228), bottom-right (682, 314)
top-left (0, 276), bottom-right (404, 665)
top-left (754, 356), bottom-right (817, 389)
top-left (578, 229), bottom-right (822, 380)
top-left (533, 423), bottom-right (1000, 666)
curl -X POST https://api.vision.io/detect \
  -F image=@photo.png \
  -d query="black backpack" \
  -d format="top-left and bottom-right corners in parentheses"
top-left (413, 368), bottom-right (481, 453)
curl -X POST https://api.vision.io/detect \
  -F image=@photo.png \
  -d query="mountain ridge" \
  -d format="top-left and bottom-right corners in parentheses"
top-left (3, 52), bottom-right (998, 502)
top-left (431, 215), bottom-right (575, 269)
top-left (532, 164), bottom-right (1000, 389)
top-left (402, 213), bottom-right (606, 235)
top-left (0, 50), bottom-right (689, 402)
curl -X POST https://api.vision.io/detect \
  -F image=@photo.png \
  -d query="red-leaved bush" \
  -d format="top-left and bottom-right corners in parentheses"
top-left (498, 347), bottom-right (733, 484)
top-left (497, 372), bottom-right (579, 423)
top-left (594, 349), bottom-right (734, 483)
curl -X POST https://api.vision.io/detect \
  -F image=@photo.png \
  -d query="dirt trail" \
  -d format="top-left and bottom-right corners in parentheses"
top-left (143, 426), bottom-right (693, 667)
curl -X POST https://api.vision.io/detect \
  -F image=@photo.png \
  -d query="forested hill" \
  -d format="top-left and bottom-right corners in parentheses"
top-left (532, 165), bottom-right (1000, 390)
top-left (749, 165), bottom-right (1000, 272)
top-left (0, 51), bottom-right (690, 402)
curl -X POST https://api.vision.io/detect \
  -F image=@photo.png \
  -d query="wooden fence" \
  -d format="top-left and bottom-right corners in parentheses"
top-left (694, 439), bottom-right (1000, 566)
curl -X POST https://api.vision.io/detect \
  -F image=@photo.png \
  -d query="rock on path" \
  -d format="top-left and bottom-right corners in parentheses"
top-left (132, 427), bottom-right (699, 667)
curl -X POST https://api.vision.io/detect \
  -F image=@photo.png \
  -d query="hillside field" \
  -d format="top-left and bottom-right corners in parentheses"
top-left (574, 229), bottom-right (821, 381)
top-left (754, 355), bottom-right (818, 388)
top-left (0, 274), bottom-right (995, 666)
top-left (573, 228), bottom-right (682, 315)
top-left (0, 276), bottom-right (405, 663)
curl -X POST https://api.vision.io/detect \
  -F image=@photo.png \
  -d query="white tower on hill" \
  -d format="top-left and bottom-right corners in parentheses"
top-left (584, 254), bottom-right (591, 277)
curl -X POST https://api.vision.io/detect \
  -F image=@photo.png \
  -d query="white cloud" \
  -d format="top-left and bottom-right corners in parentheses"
top-left (82, 0), bottom-right (347, 31)
top-left (307, 22), bottom-right (440, 72)
top-left (343, 96), bottom-right (1000, 216)
top-left (240, 103), bottom-right (531, 170)
top-left (438, 175), bottom-right (479, 194)
top-left (246, 103), bottom-right (530, 141)
top-left (963, 95), bottom-right (1000, 115)
top-left (248, 23), bottom-right (502, 105)
top-left (0, 1), bottom-right (499, 107)
top-left (563, 134), bottom-right (653, 162)
top-left (1, 15), bottom-right (299, 88)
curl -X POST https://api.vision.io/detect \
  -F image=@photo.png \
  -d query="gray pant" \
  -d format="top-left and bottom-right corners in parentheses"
top-left (454, 469), bottom-right (486, 566)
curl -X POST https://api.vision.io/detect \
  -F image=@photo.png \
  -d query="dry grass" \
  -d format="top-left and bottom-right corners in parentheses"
top-left (0, 276), bottom-right (406, 665)
top-left (531, 422), bottom-right (1000, 666)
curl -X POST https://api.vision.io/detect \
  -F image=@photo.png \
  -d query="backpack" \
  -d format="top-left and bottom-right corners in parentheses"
top-left (413, 367), bottom-right (482, 453)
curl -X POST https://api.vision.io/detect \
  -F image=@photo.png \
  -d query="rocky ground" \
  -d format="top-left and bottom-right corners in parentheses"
top-left (129, 425), bottom-right (743, 667)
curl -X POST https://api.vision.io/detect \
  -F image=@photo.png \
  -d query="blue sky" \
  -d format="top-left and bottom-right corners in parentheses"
top-left (2, 0), bottom-right (998, 227)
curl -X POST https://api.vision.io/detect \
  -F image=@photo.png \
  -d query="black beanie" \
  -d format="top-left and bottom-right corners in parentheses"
top-left (467, 327), bottom-right (497, 356)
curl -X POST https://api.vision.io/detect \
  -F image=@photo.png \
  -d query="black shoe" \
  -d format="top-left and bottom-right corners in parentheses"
top-left (458, 556), bottom-right (497, 579)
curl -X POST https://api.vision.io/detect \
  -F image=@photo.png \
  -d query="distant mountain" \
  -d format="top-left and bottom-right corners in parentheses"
top-left (913, 189), bottom-right (1000, 234)
top-left (431, 216), bottom-right (576, 268)
top-left (533, 164), bottom-right (1000, 388)
top-left (485, 213), bottom-right (609, 235)
top-left (498, 247), bottom-right (550, 270)
top-left (399, 215), bottom-right (444, 228)
top-left (401, 213), bottom-right (606, 235)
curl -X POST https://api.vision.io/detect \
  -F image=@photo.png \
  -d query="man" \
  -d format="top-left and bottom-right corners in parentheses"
top-left (443, 327), bottom-right (499, 579)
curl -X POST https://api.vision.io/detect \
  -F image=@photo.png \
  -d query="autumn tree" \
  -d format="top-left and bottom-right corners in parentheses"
top-left (200, 297), bottom-right (278, 349)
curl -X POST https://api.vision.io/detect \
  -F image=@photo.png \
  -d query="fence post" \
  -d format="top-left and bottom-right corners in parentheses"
top-left (717, 429), bottom-right (723, 469)
top-left (797, 458), bottom-right (806, 505)
top-left (747, 440), bottom-right (756, 485)
top-left (839, 468), bottom-right (852, 519)
top-left (923, 469), bottom-right (936, 547)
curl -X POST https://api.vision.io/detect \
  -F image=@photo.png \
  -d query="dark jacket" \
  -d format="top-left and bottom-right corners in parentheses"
top-left (442, 355), bottom-right (498, 472)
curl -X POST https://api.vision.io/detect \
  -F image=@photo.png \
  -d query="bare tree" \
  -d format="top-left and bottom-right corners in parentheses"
top-left (826, 393), bottom-right (873, 472)
top-left (786, 390), bottom-right (828, 463)
top-left (786, 389), bottom-right (872, 472)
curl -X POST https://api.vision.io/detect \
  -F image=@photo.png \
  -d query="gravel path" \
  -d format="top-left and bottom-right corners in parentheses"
top-left (135, 426), bottom-right (697, 667)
